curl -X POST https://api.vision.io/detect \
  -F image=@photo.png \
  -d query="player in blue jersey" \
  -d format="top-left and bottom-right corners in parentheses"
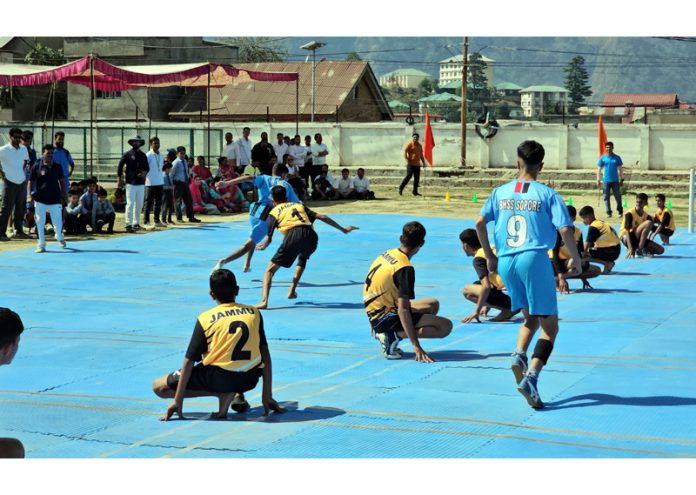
top-left (475, 140), bottom-right (582, 409)
top-left (213, 163), bottom-right (300, 273)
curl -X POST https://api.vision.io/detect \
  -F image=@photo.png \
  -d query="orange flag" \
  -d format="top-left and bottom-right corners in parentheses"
top-left (423, 112), bottom-right (435, 168)
top-left (598, 115), bottom-right (607, 157)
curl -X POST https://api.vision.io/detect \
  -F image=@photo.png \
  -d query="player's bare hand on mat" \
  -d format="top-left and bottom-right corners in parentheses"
top-left (461, 311), bottom-right (481, 324)
top-left (161, 401), bottom-right (184, 421)
top-left (414, 347), bottom-right (435, 363)
top-left (556, 276), bottom-right (570, 294)
top-left (263, 396), bottom-right (286, 416)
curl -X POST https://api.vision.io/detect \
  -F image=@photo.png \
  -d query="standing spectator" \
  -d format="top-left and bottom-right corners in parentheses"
top-left (335, 168), bottom-right (356, 199)
top-left (0, 127), bottom-right (30, 241)
top-left (161, 161), bottom-right (175, 225)
top-left (93, 189), bottom-right (116, 234)
top-left (310, 133), bottom-right (328, 184)
top-left (27, 144), bottom-right (66, 252)
top-left (21, 131), bottom-right (37, 234)
top-left (192, 156), bottom-right (213, 183)
top-left (21, 131), bottom-right (37, 167)
top-left (353, 168), bottom-right (375, 200)
top-left (0, 308), bottom-right (25, 458)
top-left (52, 131), bottom-right (74, 194)
top-left (64, 190), bottom-right (90, 235)
top-left (171, 146), bottom-right (200, 223)
top-left (273, 133), bottom-right (288, 166)
top-left (117, 135), bottom-right (150, 233)
top-left (597, 141), bottom-right (625, 218)
top-left (144, 136), bottom-right (165, 228)
top-left (235, 127), bottom-right (252, 175)
top-left (223, 132), bottom-right (237, 169)
top-left (289, 134), bottom-right (309, 188)
top-left (304, 135), bottom-right (314, 186)
top-left (400, 132), bottom-right (426, 196)
top-left (252, 132), bottom-right (277, 176)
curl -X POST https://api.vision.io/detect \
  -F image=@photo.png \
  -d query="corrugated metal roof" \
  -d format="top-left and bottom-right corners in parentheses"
top-left (418, 93), bottom-right (462, 102)
top-left (520, 85), bottom-right (569, 93)
top-left (602, 93), bottom-right (678, 107)
top-left (380, 68), bottom-right (430, 78)
top-left (172, 61), bottom-right (391, 120)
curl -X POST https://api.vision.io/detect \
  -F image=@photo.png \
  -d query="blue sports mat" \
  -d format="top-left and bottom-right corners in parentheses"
top-left (1, 214), bottom-right (695, 458)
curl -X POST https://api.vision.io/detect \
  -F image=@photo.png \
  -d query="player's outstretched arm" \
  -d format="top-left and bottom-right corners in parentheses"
top-left (260, 345), bottom-right (286, 416)
top-left (315, 213), bottom-right (359, 234)
top-left (220, 175), bottom-right (254, 187)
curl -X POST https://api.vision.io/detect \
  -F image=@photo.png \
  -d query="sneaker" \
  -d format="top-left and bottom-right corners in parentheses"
top-left (642, 249), bottom-right (654, 258)
top-left (13, 232), bottom-right (31, 240)
top-left (189, 218), bottom-right (201, 223)
top-left (398, 188), bottom-right (403, 196)
top-left (511, 352), bottom-right (528, 384)
top-left (59, 240), bottom-right (67, 249)
top-left (133, 225), bottom-right (143, 231)
top-left (634, 248), bottom-right (645, 258)
top-left (230, 394), bottom-right (250, 414)
top-left (617, 209), bottom-right (624, 216)
top-left (155, 222), bottom-right (166, 228)
top-left (517, 374), bottom-right (544, 409)
top-left (0, 234), bottom-right (9, 242)
top-left (606, 212), bottom-right (612, 218)
top-left (377, 331), bottom-right (403, 360)
top-left (413, 191), bottom-right (422, 196)
top-left (125, 225), bottom-right (134, 233)
top-left (35, 246), bottom-right (46, 253)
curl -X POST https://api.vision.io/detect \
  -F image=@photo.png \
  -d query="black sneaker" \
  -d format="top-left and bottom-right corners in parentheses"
top-left (606, 212), bottom-right (612, 218)
top-left (413, 192), bottom-right (422, 196)
top-left (230, 394), bottom-right (250, 413)
top-left (125, 225), bottom-right (134, 233)
top-left (0, 234), bottom-right (10, 242)
top-left (617, 209), bottom-right (623, 217)
top-left (189, 218), bottom-right (201, 223)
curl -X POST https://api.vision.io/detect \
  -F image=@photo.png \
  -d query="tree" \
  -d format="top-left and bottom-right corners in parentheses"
top-left (345, 52), bottom-right (362, 61)
top-left (467, 52), bottom-right (490, 114)
top-left (418, 78), bottom-right (436, 94)
top-left (564, 56), bottom-right (592, 113)
top-left (226, 37), bottom-right (288, 63)
top-left (23, 43), bottom-right (68, 119)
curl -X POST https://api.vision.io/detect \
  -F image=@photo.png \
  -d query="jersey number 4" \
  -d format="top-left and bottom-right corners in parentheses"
top-left (364, 264), bottom-right (381, 291)
top-left (228, 321), bottom-right (252, 360)
top-left (506, 215), bottom-right (528, 248)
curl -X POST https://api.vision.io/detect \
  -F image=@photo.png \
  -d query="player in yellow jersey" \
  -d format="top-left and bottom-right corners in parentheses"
top-left (459, 228), bottom-right (518, 323)
top-left (649, 193), bottom-right (676, 245)
top-left (620, 193), bottom-right (664, 258)
top-left (578, 205), bottom-right (621, 274)
top-left (363, 221), bottom-right (453, 362)
top-left (255, 185), bottom-right (358, 309)
top-left (152, 269), bottom-right (285, 420)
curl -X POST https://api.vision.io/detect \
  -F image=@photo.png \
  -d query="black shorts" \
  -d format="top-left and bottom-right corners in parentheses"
top-left (589, 244), bottom-right (621, 262)
top-left (622, 232), bottom-right (660, 251)
top-left (651, 223), bottom-right (674, 237)
top-left (166, 364), bottom-right (262, 394)
top-left (271, 226), bottom-right (318, 268)
top-left (472, 281), bottom-right (511, 310)
top-left (370, 311), bottom-right (424, 334)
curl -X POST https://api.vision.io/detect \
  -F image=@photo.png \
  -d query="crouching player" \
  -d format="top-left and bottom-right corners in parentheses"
top-left (649, 193), bottom-right (675, 245)
top-left (578, 205), bottom-right (621, 274)
top-left (152, 269), bottom-right (285, 419)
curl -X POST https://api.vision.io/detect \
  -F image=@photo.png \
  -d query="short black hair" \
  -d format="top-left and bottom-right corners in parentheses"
top-left (166, 151), bottom-right (176, 162)
top-left (277, 133), bottom-right (284, 138)
top-left (567, 205), bottom-right (577, 217)
top-left (218, 156), bottom-right (227, 164)
top-left (176, 146), bottom-right (186, 153)
top-left (606, 141), bottom-right (614, 147)
top-left (304, 135), bottom-right (311, 140)
top-left (517, 140), bottom-right (545, 169)
top-left (636, 192), bottom-right (649, 203)
top-left (9, 127), bottom-right (23, 137)
top-left (97, 189), bottom-right (108, 197)
top-left (459, 228), bottom-right (481, 249)
top-left (272, 163), bottom-right (288, 176)
top-left (271, 185), bottom-right (288, 203)
top-left (196, 155), bottom-right (204, 161)
top-left (21, 130), bottom-right (33, 140)
top-left (149, 136), bottom-right (159, 144)
top-left (210, 269), bottom-right (238, 303)
top-left (357, 167), bottom-right (364, 172)
top-left (402, 221), bottom-right (426, 249)
top-left (54, 131), bottom-right (65, 138)
top-left (68, 189), bottom-right (80, 196)
top-left (0, 308), bottom-right (24, 349)
top-left (42, 144), bottom-right (54, 153)
top-left (314, 133), bottom-right (322, 139)
top-left (655, 193), bottom-right (666, 202)
top-left (578, 205), bottom-right (595, 217)
top-left (412, 133), bottom-right (420, 138)
top-left (243, 127), bottom-right (251, 132)
top-left (342, 168), bottom-right (349, 173)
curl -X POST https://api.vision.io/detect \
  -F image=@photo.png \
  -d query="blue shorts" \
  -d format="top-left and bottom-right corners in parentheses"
top-left (248, 202), bottom-right (271, 243)
top-left (497, 250), bottom-right (557, 316)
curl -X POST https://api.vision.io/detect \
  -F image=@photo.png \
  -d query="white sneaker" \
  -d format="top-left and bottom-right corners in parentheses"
top-left (35, 246), bottom-right (46, 253)
top-left (59, 240), bottom-right (67, 249)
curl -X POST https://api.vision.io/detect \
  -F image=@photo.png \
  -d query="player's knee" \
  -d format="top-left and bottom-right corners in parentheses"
top-left (532, 338), bottom-right (554, 365)
top-left (0, 438), bottom-right (25, 458)
top-left (428, 299), bottom-right (440, 314)
top-left (152, 378), bottom-right (169, 398)
top-left (440, 318), bottom-right (453, 337)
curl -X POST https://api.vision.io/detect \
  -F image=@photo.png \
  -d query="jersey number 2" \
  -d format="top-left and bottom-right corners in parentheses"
top-left (228, 321), bottom-right (252, 360)
top-left (506, 215), bottom-right (528, 248)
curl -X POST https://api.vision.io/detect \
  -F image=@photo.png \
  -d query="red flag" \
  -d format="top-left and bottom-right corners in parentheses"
top-left (598, 115), bottom-right (607, 157)
top-left (423, 112), bottom-right (435, 168)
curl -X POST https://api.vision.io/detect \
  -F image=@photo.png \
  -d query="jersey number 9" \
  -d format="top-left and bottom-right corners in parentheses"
top-left (506, 215), bottom-right (527, 248)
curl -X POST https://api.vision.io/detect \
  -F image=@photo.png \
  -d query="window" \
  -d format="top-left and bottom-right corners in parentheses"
top-left (96, 90), bottom-right (122, 99)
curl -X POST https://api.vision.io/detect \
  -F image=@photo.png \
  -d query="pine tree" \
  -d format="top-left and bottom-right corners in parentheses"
top-left (468, 52), bottom-right (490, 113)
top-left (564, 56), bottom-right (592, 113)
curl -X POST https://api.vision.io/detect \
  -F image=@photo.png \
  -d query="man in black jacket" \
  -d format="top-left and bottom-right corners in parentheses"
top-left (117, 135), bottom-right (149, 233)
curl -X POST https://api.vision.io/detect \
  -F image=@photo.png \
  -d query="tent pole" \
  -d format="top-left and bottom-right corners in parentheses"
top-left (89, 53), bottom-right (95, 177)
top-left (148, 87), bottom-right (152, 139)
top-left (207, 63), bottom-right (211, 165)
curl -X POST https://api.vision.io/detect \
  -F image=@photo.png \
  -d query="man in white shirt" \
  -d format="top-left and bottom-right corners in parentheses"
top-left (0, 127), bottom-right (30, 241)
top-left (223, 132), bottom-right (237, 168)
top-left (310, 133), bottom-right (329, 183)
top-left (314, 164), bottom-right (334, 187)
top-left (353, 167), bottom-right (375, 200)
top-left (145, 136), bottom-right (166, 228)
top-left (335, 168), bottom-right (356, 199)
top-left (235, 127), bottom-right (252, 175)
top-left (273, 133), bottom-right (288, 166)
top-left (289, 134), bottom-right (309, 188)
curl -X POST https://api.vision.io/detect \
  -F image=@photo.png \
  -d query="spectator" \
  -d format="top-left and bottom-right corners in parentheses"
top-left (161, 160), bottom-right (175, 225)
top-left (311, 168), bottom-right (336, 201)
top-left (0, 308), bottom-right (25, 458)
top-left (353, 168), bottom-right (375, 200)
top-left (597, 141), bottom-right (625, 218)
top-left (0, 127), bottom-right (30, 241)
top-left (199, 176), bottom-right (227, 213)
top-left (252, 132), bottom-right (277, 176)
top-left (335, 168), bottom-right (356, 199)
top-left (216, 156), bottom-right (235, 181)
top-left (400, 132), bottom-right (425, 196)
top-left (273, 133), bottom-right (288, 166)
top-left (310, 133), bottom-right (328, 184)
top-left (91, 176), bottom-right (107, 197)
top-left (304, 135), bottom-right (314, 186)
top-left (93, 189), bottom-right (116, 234)
top-left (235, 127), bottom-right (252, 176)
top-left (289, 134), bottom-right (309, 188)
top-left (190, 176), bottom-right (220, 215)
top-left (144, 136), bottom-right (165, 228)
top-left (21, 131), bottom-right (37, 234)
top-left (117, 135), bottom-right (149, 233)
top-left (314, 164), bottom-right (334, 186)
top-left (192, 155), bottom-right (213, 183)
top-left (79, 179), bottom-right (98, 231)
top-left (65, 189), bottom-right (89, 235)
top-left (27, 144), bottom-right (66, 253)
top-left (223, 131), bottom-right (237, 169)
top-left (171, 146), bottom-right (200, 224)
top-left (52, 131), bottom-right (74, 194)
top-left (283, 154), bottom-right (307, 201)
top-left (109, 187), bottom-right (126, 213)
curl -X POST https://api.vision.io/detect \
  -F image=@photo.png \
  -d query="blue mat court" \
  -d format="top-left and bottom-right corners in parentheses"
top-left (1, 214), bottom-right (695, 458)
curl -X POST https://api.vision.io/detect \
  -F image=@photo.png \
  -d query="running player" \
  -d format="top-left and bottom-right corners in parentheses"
top-left (578, 205), bottom-right (621, 274)
top-left (459, 228), bottom-right (518, 323)
top-left (620, 193), bottom-right (664, 258)
top-left (214, 163), bottom-right (299, 273)
top-left (255, 186), bottom-right (358, 309)
top-left (649, 193), bottom-right (675, 245)
top-left (152, 269), bottom-right (285, 419)
top-left (475, 140), bottom-right (582, 408)
top-left (363, 221), bottom-right (453, 362)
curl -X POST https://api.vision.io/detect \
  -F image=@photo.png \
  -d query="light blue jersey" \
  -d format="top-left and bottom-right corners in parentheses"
top-left (248, 175), bottom-right (300, 243)
top-left (254, 175), bottom-right (299, 205)
top-left (480, 180), bottom-right (572, 258)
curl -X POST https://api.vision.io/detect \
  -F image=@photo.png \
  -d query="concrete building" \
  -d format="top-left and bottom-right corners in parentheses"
top-left (439, 54), bottom-right (494, 88)
top-left (599, 93), bottom-right (681, 123)
top-left (520, 85), bottom-right (569, 118)
top-left (379, 68), bottom-right (430, 90)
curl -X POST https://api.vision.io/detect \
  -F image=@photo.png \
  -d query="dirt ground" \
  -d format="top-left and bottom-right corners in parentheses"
top-left (0, 187), bottom-right (690, 253)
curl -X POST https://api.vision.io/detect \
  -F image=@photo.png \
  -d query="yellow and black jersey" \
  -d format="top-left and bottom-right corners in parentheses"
top-left (620, 207), bottom-right (650, 238)
top-left (473, 247), bottom-right (505, 290)
top-left (586, 219), bottom-right (620, 248)
top-left (654, 207), bottom-right (675, 231)
top-left (363, 248), bottom-right (415, 324)
top-left (185, 302), bottom-right (267, 372)
top-left (548, 225), bottom-right (583, 261)
top-left (267, 202), bottom-right (317, 236)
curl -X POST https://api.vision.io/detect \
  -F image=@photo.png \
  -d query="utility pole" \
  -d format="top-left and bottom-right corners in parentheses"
top-left (460, 37), bottom-right (469, 167)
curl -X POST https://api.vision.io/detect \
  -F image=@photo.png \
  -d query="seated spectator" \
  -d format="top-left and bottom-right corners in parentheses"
top-left (192, 155), bottom-right (213, 184)
top-left (88, 176), bottom-right (107, 197)
top-left (65, 190), bottom-right (90, 235)
top-left (213, 177), bottom-right (249, 213)
top-left (200, 177), bottom-right (228, 212)
top-left (216, 156), bottom-right (236, 181)
top-left (94, 189), bottom-right (116, 234)
top-left (314, 164), bottom-right (334, 186)
top-left (283, 153), bottom-right (307, 201)
top-left (190, 176), bottom-right (220, 215)
top-left (79, 179), bottom-right (98, 231)
top-left (109, 187), bottom-right (126, 212)
top-left (311, 169), bottom-right (336, 201)
top-left (335, 168), bottom-right (356, 199)
top-left (353, 167), bottom-right (375, 200)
